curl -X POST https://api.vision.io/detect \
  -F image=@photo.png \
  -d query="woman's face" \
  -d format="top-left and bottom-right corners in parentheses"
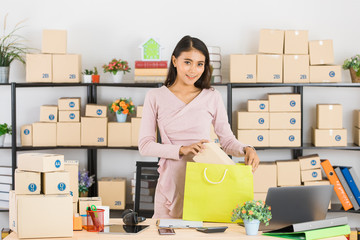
top-left (172, 49), bottom-right (205, 86)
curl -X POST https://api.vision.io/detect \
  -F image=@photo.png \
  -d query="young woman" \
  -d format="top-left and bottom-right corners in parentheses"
top-left (138, 35), bottom-right (260, 219)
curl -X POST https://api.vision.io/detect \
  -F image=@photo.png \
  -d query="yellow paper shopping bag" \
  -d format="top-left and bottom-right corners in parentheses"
top-left (183, 162), bottom-right (253, 223)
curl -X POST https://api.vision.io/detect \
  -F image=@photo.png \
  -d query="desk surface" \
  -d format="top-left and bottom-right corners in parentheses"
top-left (5, 218), bottom-right (347, 240)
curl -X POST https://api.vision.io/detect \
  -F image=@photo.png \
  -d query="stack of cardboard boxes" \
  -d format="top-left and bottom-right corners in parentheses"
top-left (26, 30), bottom-right (81, 83)
top-left (58, 98), bottom-right (81, 146)
top-left (208, 46), bottom-right (222, 83)
top-left (299, 154), bottom-right (323, 183)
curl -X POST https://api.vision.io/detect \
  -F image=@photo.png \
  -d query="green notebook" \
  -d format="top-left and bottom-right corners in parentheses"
top-left (262, 225), bottom-right (350, 240)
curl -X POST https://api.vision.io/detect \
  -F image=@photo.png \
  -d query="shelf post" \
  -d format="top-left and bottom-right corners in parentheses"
top-left (11, 83), bottom-right (17, 190)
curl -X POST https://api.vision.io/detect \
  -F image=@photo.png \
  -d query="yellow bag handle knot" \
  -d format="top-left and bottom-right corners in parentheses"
top-left (204, 168), bottom-right (228, 184)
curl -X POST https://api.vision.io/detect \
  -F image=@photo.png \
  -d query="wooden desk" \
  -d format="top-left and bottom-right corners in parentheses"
top-left (5, 218), bottom-right (347, 240)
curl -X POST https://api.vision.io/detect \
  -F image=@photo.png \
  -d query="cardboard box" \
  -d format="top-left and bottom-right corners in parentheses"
top-left (17, 153), bottom-right (64, 172)
top-left (248, 100), bottom-right (269, 112)
top-left (269, 112), bottom-right (301, 129)
top-left (283, 55), bottom-right (309, 83)
top-left (20, 125), bottom-right (32, 146)
top-left (25, 54), bottom-right (52, 83)
top-left (253, 163), bottom-right (277, 192)
top-left (316, 104), bottom-right (342, 129)
top-left (193, 142), bottom-right (235, 165)
top-left (40, 105), bottom-right (58, 122)
top-left (108, 122), bottom-right (132, 147)
top-left (57, 122), bottom-right (81, 146)
top-left (303, 180), bottom-right (330, 186)
top-left (253, 192), bottom-right (267, 202)
top-left (78, 197), bottom-right (102, 215)
top-left (268, 94), bottom-right (301, 112)
top-left (64, 160), bottom-right (79, 203)
top-left (298, 154), bottom-right (321, 170)
top-left (42, 29), bottom-right (67, 54)
top-left (15, 170), bottom-right (40, 195)
top-left (301, 169), bottom-right (322, 182)
top-left (309, 65), bottom-right (342, 83)
top-left (312, 128), bottom-right (347, 147)
top-left (309, 40), bottom-right (334, 65)
top-left (276, 160), bottom-right (301, 186)
top-left (137, 106), bottom-right (143, 118)
top-left (59, 110), bottom-right (80, 122)
top-left (85, 104), bottom-right (107, 118)
top-left (32, 122), bottom-right (57, 147)
top-left (269, 130), bottom-right (301, 147)
top-left (52, 54), bottom-right (81, 83)
top-left (42, 171), bottom-right (70, 195)
top-left (354, 127), bottom-right (360, 146)
top-left (354, 110), bottom-right (360, 128)
top-left (230, 54), bottom-right (257, 83)
top-left (98, 177), bottom-right (126, 210)
top-left (81, 117), bottom-right (108, 146)
top-left (284, 30), bottom-right (309, 54)
top-left (238, 112), bottom-right (269, 129)
top-left (131, 117), bottom-right (142, 146)
top-left (237, 130), bottom-right (269, 147)
top-left (258, 29), bottom-right (284, 54)
top-left (257, 54), bottom-right (283, 83)
top-left (58, 97), bottom-right (81, 111)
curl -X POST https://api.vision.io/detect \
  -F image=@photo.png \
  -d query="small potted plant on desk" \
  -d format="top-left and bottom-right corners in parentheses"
top-left (109, 98), bottom-right (135, 122)
top-left (82, 69), bottom-right (94, 83)
top-left (0, 123), bottom-right (12, 147)
top-left (79, 169), bottom-right (95, 197)
top-left (103, 59), bottom-right (131, 83)
top-left (231, 200), bottom-right (272, 236)
top-left (92, 67), bottom-right (100, 83)
top-left (343, 55), bottom-right (360, 83)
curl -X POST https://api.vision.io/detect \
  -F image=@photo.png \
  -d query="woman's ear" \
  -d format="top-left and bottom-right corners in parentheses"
top-left (172, 55), bottom-right (177, 68)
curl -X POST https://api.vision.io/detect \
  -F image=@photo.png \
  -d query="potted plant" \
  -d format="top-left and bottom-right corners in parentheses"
top-left (79, 169), bottom-right (95, 197)
top-left (103, 58), bottom-right (131, 83)
top-left (92, 67), bottom-right (100, 83)
top-left (231, 200), bottom-right (272, 235)
top-left (343, 55), bottom-right (360, 83)
top-left (109, 98), bottom-right (135, 122)
top-left (0, 123), bottom-right (12, 147)
top-left (82, 69), bottom-right (94, 83)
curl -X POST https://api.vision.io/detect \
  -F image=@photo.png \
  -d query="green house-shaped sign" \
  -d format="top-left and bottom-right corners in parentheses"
top-left (139, 38), bottom-right (163, 61)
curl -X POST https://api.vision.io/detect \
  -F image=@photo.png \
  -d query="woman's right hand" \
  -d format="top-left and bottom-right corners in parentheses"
top-left (179, 139), bottom-right (209, 156)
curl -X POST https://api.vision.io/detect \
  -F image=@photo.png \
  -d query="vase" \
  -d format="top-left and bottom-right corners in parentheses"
top-left (116, 112), bottom-right (128, 122)
top-left (92, 75), bottom-right (100, 83)
top-left (112, 72), bottom-right (124, 83)
top-left (0, 67), bottom-right (10, 83)
top-left (350, 68), bottom-right (360, 83)
top-left (83, 75), bottom-right (92, 83)
top-left (0, 135), bottom-right (5, 147)
top-left (79, 191), bottom-right (89, 197)
top-left (243, 219), bottom-right (260, 236)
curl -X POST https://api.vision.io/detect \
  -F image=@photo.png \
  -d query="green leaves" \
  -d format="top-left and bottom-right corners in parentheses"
top-left (0, 123), bottom-right (12, 136)
top-left (231, 200), bottom-right (272, 226)
top-left (343, 55), bottom-right (360, 75)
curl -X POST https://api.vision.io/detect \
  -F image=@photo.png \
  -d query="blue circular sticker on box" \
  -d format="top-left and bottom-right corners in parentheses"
top-left (69, 102), bottom-right (75, 108)
top-left (259, 103), bottom-right (265, 110)
top-left (290, 100), bottom-right (296, 107)
top-left (329, 71), bottom-right (335, 78)
top-left (96, 109), bottom-right (102, 115)
top-left (258, 118), bottom-right (265, 124)
top-left (55, 160), bottom-right (61, 168)
top-left (28, 183), bottom-right (37, 192)
top-left (335, 135), bottom-right (341, 141)
top-left (70, 191), bottom-right (73, 196)
top-left (24, 129), bottom-right (30, 135)
top-left (58, 182), bottom-right (66, 191)
top-left (289, 135), bottom-right (295, 142)
top-left (311, 159), bottom-right (317, 166)
top-left (49, 114), bottom-right (55, 120)
top-left (290, 118), bottom-right (296, 125)
top-left (257, 135), bottom-right (264, 142)
top-left (69, 113), bottom-right (75, 119)
top-left (312, 172), bottom-right (318, 178)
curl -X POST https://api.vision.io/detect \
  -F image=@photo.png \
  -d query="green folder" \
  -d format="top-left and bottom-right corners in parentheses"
top-left (262, 224), bottom-right (350, 240)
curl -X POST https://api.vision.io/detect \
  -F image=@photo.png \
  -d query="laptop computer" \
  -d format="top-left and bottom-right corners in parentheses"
top-left (260, 185), bottom-right (334, 232)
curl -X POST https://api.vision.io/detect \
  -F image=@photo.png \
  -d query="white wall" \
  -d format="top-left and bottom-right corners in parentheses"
top-left (1, 0), bottom-right (360, 228)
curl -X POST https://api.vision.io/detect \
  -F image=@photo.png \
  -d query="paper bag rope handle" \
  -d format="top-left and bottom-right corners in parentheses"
top-left (204, 168), bottom-right (228, 184)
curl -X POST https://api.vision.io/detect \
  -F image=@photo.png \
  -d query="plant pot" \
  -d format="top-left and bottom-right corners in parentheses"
top-left (92, 75), bottom-right (100, 83)
top-left (350, 68), bottom-right (360, 83)
top-left (113, 72), bottom-right (124, 83)
top-left (0, 135), bottom-right (5, 147)
top-left (79, 191), bottom-right (89, 197)
top-left (0, 67), bottom-right (10, 83)
top-left (83, 75), bottom-right (92, 83)
top-left (116, 112), bottom-right (128, 122)
top-left (243, 219), bottom-right (260, 236)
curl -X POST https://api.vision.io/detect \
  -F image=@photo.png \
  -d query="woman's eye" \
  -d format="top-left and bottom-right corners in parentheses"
top-left (198, 63), bottom-right (204, 67)
top-left (185, 61), bottom-right (191, 64)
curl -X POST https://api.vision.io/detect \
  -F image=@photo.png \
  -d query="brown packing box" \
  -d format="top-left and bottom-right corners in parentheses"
top-left (56, 122), bottom-right (81, 146)
top-left (283, 55), bottom-right (309, 83)
top-left (309, 40), bottom-right (334, 65)
top-left (309, 65), bottom-right (342, 83)
top-left (58, 97), bottom-right (81, 111)
top-left (137, 105), bottom-right (143, 118)
top-left (98, 177), bottom-right (126, 210)
top-left (258, 29), bottom-right (284, 54)
top-left (15, 170), bottom-right (41, 195)
top-left (230, 54), bottom-right (257, 83)
top-left (253, 192), bottom-right (267, 202)
top-left (42, 29), bottom-right (67, 54)
top-left (131, 117), bottom-right (142, 146)
top-left (20, 124), bottom-right (32, 146)
top-left (253, 162), bottom-right (277, 192)
top-left (52, 54), bottom-right (81, 83)
top-left (312, 128), bottom-right (347, 147)
top-left (316, 104), bottom-right (342, 129)
top-left (193, 142), bottom-right (235, 165)
top-left (40, 105), bottom-right (58, 122)
top-left (238, 112), bottom-right (269, 129)
top-left (257, 54), bottom-right (282, 83)
top-left (58, 110), bottom-right (80, 122)
top-left (354, 127), bottom-right (360, 146)
top-left (78, 197), bottom-right (102, 215)
top-left (354, 110), bottom-right (360, 128)
top-left (276, 160), bottom-right (301, 186)
top-left (81, 117), bottom-right (108, 146)
top-left (269, 130), bottom-right (301, 147)
top-left (301, 169), bottom-right (322, 182)
top-left (108, 122), bottom-right (132, 147)
top-left (85, 104), bottom-right (107, 118)
top-left (248, 100), bottom-right (269, 112)
top-left (25, 54), bottom-right (52, 83)
top-left (64, 160), bottom-right (79, 203)
top-left (284, 30), bottom-right (309, 54)
top-left (237, 130), bottom-right (269, 147)
top-left (32, 122), bottom-right (57, 147)
top-left (298, 154), bottom-right (321, 170)
top-left (268, 94), bottom-right (301, 112)
top-left (42, 171), bottom-right (70, 195)
top-left (17, 153), bottom-right (64, 172)
top-left (269, 112), bottom-right (301, 129)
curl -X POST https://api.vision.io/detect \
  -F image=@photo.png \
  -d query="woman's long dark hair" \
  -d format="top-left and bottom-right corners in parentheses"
top-left (164, 35), bottom-right (211, 89)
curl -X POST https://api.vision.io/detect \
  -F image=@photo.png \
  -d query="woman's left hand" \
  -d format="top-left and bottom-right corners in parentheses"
top-left (244, 147), bottom-right (260, 173)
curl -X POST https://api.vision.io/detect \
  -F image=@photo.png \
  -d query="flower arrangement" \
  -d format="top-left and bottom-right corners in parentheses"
top-left (343, 55), bottom-right (360, 77)
top-left (109, 98), bottom-right (135, 115)
top-left (231, 200), bottom-right (272, 226)
top-left (103, 59), bottom-right (131, 75)
top-left (0, 123), bottom-right (12, 136)
top-left (78, 169), bottom-right (95, 194)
